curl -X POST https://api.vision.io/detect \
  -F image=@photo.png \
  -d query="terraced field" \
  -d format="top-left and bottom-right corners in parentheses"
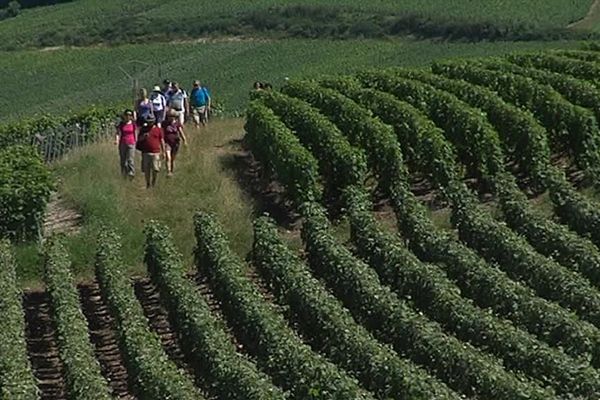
top-left (6, 47), bottom-right (600, 399)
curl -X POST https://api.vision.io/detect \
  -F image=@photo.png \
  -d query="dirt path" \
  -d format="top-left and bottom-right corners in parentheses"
top-left (568, 0), bottom-right (600, 30)
top-left (43, 194), bottom-right (82, 237)
top-left (133, 278), bottom-right (193, 375)
top-left (79, 282), bottom-right (137, 399)
top-left (24, 291), bottom-right (67, 400)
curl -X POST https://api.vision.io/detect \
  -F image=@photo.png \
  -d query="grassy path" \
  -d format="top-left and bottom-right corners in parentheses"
top-left (568, 0), bottom-right (600, 30)
top-left (17, 118), bottom-right (256, 288)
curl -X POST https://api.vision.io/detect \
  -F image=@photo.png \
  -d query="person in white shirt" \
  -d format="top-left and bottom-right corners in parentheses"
top-left (150, 85), bottom-right (167, 127)
top-left (167, 81), bottom-right (187, 125)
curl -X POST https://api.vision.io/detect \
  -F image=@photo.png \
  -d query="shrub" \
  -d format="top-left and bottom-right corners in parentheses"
top-left (0, 145), bottom-right (53, 241)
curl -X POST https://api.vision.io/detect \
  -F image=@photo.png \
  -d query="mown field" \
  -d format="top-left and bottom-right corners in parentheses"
top-left (0, 0), bottom-right (594, 50)
top-left (0, 38), bottom-right (583, 120)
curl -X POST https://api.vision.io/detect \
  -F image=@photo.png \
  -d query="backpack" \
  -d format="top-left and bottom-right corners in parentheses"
top-left (191, 87), bottom-right (209, 107)
top-left (150, 93), bottom-right (165, 111)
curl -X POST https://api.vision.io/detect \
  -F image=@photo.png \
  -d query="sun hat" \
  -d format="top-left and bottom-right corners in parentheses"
top-left (152, 85), bottom-right (161, 92)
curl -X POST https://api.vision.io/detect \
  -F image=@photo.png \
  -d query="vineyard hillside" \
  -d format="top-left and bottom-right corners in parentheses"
top-left (6, 1), bottom-right (600, 399)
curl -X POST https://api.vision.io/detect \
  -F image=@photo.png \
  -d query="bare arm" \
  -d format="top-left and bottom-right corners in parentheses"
top-left (179, 126), bottom-right (187, 145)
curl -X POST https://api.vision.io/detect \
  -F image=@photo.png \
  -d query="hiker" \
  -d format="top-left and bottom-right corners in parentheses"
top-left (136, 115), bottom-right (164, 188)
top-left (167, 82), bottom-right (187, 125)
top-left (162, 79), bottom-right (172, 101)
top-left (190, 80), bottom-right (211, 128)
top-left (150, 85), bottom-right (167, 127)
top-left (253, 81), bottom-right (263, 91)
top-left (115, 109), bottom-right (136, 178)
top-left (135, 88), bottom-right (154, 126)
top-left (164, 109), bottom-right (188, 176)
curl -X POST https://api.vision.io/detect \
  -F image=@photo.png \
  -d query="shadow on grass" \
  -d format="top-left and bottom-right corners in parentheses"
top-left (218, 137), bottom-right (301, 230)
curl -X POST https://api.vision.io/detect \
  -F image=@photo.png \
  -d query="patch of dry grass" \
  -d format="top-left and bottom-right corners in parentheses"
top-left (24, 118), bottom-right (255, 285)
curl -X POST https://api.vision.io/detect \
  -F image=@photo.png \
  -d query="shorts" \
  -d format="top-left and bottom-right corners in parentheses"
top-left (154, 110), bottom-right (165, 125)
top-left (165, 140), bottom-right (180, 155)
top-left (142, 152), bottom-right (161, 173)
top-left (173, 109), bottom-right (185, 125)
top-left (192, 106), bottom-right (208, 124)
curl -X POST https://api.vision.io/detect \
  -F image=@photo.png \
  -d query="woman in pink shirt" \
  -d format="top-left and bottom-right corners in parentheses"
top-left (115, 109), bottom-right (137, 178)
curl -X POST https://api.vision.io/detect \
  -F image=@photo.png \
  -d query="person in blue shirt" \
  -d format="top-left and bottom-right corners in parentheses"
top-left (190, 80), bottom-right (211, 128)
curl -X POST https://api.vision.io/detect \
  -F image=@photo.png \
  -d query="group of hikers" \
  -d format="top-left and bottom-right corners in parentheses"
top-left (115, 79), bottom-right (212, 188)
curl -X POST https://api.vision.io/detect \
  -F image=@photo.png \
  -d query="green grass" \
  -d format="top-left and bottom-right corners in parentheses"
top-left (0, 38), bottom-right (582, 120)
top-left (0, 0), bottom-right (593, 50)
top-left (17, 118), bottom-right (255, 288)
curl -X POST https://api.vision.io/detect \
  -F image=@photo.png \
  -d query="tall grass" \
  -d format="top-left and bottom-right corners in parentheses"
top-left (18, 118), bottom-right (254, 287)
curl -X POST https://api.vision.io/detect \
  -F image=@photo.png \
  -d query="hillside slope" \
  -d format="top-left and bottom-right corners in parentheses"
top-left (0, 0), bottom-right (594, 49)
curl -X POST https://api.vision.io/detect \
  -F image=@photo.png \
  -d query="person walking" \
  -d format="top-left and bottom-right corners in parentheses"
top-left (167, 82), bottom-right (187, 126)
top-left (162, 79), bottom-right (172, 100)
top-left (115, 109), bottom-right (137, 179)
top-left (135, 88), bottom-right (154, 126)
top-left (190, 80), bottom-right (211, 128)
top-left (150, 85), bottom-right (167, 127)
top-left (164, 109), bottom-right (188, 176)
top-left (136, 115), bottom-right (164, 188)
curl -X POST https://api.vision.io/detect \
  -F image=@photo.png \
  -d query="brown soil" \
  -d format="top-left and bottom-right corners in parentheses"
top-left (23, 291), bottom-right (67, 400)
top-left (133, 278), bottom-right (193, 374)
top-left (78, 282), bottom-right (136, 399)
top-left (192, 271), bottom-right (245, 353)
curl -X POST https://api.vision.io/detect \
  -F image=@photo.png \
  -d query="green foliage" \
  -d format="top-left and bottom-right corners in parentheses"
top-left (299, 201), bottom-right (552, 400)
top-left (43, 237), bottom-right (112, 400)
top-left (487, 56), bottom-right (600, 126)
top-left (194, 211), bottom-right (375, 400)
top-left (387, 178), bottom-right (600, 361)
top-left (143, 222), bottom-right (287, 400)
top-left (252, 216), bottom-right (460, 400)
top-left (0, 241), bottom-right (38, 399)
top-left (450, 182), bottom-right (600, 329)
top-left (0, 105), bottom-right (122, 160)
top-left (432, 60), bottom-right (600, 182)
top-left (546, 169), bottom-right (600, 248)
top-left (281, 79), bottom-right (407, 188)
top-left (0, 0), bottom-right (591, 50)
top-left (245, 101), bottom-right (322, 204)
top-left (357, 69), bottom-right (506, 185)
top-left (345, 186), bottom-right (600, 396)
top-left (95, 230), bottom-right (203, 400)
top-left (497, 173), bottom-right (600, 293)
top-left (510, 52), bottom-right (600, 84)
top-left (0, 39), bottom-right (577, 121)
top-left (0, 145), bottom-right (53, 241)
top-left (254, 90), bottom-right (367, 195)
top-left (393, 67), bottom-right (551, 185)
top-left (321, 74), bottom-right (462, 187)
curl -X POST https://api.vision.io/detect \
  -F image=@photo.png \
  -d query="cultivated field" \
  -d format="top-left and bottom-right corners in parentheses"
top-left (5, 1), bottom-right (600, 399)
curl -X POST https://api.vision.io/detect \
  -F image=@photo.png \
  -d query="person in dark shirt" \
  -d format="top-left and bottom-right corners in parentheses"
top-left (137, 115), bottom-right (165, 188)
top-left (163, 109), bottom-right (188, 176)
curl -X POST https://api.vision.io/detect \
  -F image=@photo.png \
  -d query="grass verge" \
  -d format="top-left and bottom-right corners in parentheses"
top-left (17, 118), bottom-right (255, 288)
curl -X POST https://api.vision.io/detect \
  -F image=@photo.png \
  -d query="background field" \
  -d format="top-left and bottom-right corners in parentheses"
top-left (0, 0), bottom-right (594, 50)
top-left (1, 38), bottom-right (582, 121)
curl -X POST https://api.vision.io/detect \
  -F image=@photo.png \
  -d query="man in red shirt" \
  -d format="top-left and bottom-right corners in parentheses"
top-left (137, 115), bottom-right (165, 188)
